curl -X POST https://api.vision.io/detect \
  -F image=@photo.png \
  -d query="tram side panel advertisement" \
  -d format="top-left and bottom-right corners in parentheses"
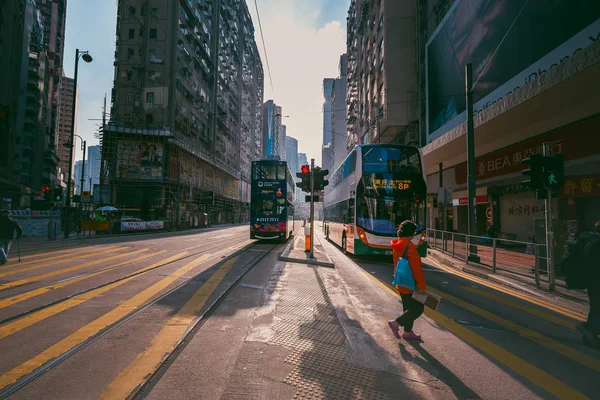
top-left (251, 179), bottom-right (287, 235)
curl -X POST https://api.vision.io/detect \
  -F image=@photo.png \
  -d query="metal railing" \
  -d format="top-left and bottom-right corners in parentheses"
top-left (426, 229), bottom-right (551, 290)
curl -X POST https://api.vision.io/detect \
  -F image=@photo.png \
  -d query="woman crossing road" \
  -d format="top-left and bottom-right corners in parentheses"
top-left (387, 220), bottom-right (426, 340)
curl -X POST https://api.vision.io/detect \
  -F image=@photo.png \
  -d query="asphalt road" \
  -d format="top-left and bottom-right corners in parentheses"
top-left (338, 248), bottom-right (598, 400)
top-left (0, 225), bottom-right (277, 399)
top-left (1, 224), bottom-right (598, 399)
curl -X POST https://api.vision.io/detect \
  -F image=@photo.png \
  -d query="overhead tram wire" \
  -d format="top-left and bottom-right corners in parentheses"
top-left (253, 0), bottom-right (274, 91)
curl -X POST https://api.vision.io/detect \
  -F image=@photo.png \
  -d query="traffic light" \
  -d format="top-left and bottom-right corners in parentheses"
top-left (521, 154), bottom-right (544, 190)
top-left (296, 165), bottom-right (310, 192)
top-left (42, 185), bottom-right (51, 202)
top-left (543, 154), bottom-right (564, 190)
top-left (53, 187), bottom-right (63, 202)
top-left (313, 167), bottom-right (329, 191)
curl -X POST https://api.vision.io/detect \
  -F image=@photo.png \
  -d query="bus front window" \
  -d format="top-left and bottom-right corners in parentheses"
top-left (357, 196), bottom-right (414, 235)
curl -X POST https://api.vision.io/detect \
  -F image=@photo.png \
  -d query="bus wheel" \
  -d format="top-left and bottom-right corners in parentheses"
top-left (342, 234), bottom-right (347, 254)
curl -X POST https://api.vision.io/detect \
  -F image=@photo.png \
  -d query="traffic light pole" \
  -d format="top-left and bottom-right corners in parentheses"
top-left (543, 142), bottom-right (555, 291)
top-left (466, 63), bottom-right (479, 263)
top-left (309, 158), bottom-right (315, 259)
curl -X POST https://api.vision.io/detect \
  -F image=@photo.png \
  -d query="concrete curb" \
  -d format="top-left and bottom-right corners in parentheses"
top-left (278, 227), bottom-right (335, 268)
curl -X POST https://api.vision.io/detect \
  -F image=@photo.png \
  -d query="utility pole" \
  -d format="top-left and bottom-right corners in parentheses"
top-left (438, 162), bottom-right (444, 231)
top-left (79, 140), bottom-right (86, 234)
top-left (176, 161), bottom-right (181, 230)
top-left (309, 158), bottom-right (315, 259)
top-left (543, 142), bottom-right (555, 291)
top-left (465, 63), bottom-right (479, 263)
top-left (99, 94), bottom-right (106, 204)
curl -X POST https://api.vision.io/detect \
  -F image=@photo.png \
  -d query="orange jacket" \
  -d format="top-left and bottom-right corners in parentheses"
top-left (391, 238), bottom-right (426, 294)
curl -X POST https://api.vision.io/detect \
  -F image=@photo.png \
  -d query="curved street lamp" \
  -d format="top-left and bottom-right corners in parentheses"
top-left (64, 49), bottom-right (92, 238)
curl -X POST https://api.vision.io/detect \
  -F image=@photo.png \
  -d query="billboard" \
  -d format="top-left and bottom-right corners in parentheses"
top-left (117, 140), bottom-right (164, 179)
top-left (426, 0), bottom-right (600, 140)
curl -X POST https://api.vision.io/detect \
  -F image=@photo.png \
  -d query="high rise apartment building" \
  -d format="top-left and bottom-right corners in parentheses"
top-left (56, 76), bottom-right (77, 183)
top-left (0, 0), bottom-right (52, 208)
top-left (322, 55), bottom-right (348, 175)
top-left (285, 136), bottom-right (298, 176)
top-left (35, 0), bottom-right (67, 158)
top-left (262, 100), bottom-right (285, 159)
top-left (346, 0), bottom-right (419, 150)
top-left (85, 145), bottom-right (101, 194)
top-left (103, 0), bottom-right (263, 224)
top-left (73, 160), bottom-right (83, 195)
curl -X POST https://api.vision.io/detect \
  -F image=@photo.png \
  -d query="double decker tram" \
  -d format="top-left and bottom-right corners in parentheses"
top-left (323, 144), bottom-right (427, 256)
top-left (250, 158), bottom-right (295, 241)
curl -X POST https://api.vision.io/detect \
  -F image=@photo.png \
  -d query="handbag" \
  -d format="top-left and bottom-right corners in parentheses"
top-left (392, 245), bottom-right (416, 290)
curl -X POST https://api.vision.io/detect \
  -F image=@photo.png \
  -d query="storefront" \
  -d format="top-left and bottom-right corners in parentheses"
top-left (450, 189), bottom-right (488, 235)
top-left (562, 173), bottom-right (600, 239)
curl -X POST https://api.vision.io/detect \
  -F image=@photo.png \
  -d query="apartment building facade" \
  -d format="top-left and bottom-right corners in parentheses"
top-left (104, 0), bottom-right (263, 225)
top-left (346, 0), bottom-right (419, 151)
top-left (56, 75), bottom-right (77, 183)
top-left (0, 0), bottom-right (52, 209)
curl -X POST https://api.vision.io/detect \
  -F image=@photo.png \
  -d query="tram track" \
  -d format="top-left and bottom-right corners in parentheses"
top-left (0, 234), bottom-right (253, 326)
top-left (0, 240), bottom-right (277, 399)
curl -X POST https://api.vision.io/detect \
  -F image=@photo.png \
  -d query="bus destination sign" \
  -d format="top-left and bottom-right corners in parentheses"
top-left (373, 179), bottom-right (412, 190)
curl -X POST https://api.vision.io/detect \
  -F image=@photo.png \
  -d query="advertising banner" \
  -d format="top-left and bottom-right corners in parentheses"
top-left (117, 140), bottom-right (164, 179)
top-left (426, 0), bottom-right (600, 140)
top-left (120, 221), bottom-right (146, 231)
top-left (145, 221), bottom-right (164, 230)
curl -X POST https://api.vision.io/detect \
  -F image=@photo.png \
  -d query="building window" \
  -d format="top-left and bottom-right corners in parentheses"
top-left (151, 7), bottom-right (158, 17)
top-left (127, 48), bottom-right (134, 60)
top-left (126, 70), bottom-right (132, 81)
top-left (146, 92), bottom-right (155, 104)
top-left (22, 162), bottom-right (30, 170)
top-left (146, 113), bottom-right (154, 124)
top-left (126, 92), bottom-right (132, 104)
top-left (148, 70), bottom-right (156, 81)
top-left (149, 28), bottom-right (157, 39)
top-left (128, 28), bottom-right (134, 39)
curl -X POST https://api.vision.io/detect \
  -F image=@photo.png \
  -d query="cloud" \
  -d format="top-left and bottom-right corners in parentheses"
top-left (249, 0), bottom-right (347, 165)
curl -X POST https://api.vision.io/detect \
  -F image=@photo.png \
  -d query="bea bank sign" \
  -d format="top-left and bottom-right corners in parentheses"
top-left (454, 117), bottom-right (598, 185)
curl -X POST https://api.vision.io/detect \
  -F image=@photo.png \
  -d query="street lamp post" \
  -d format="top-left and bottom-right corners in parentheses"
top-left (64, 49), bottom-right (92, 239)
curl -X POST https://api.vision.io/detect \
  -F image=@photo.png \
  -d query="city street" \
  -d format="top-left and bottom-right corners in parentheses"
top-left (0, 225), bottom-right (596, 399)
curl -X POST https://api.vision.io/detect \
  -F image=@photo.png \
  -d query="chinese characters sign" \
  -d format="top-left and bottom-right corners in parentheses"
top-left (372, 179), bottom-right (411, 190)
top-left (507, 204), bottom-right (545, 216)
top-left (455, 116), bottom-right (599, 184)
top-left (561, 174), bottom-right (600, 198)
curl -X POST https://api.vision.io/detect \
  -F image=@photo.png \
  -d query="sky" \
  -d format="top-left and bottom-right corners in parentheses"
top-left (64, 0), bottom-right (350, 166)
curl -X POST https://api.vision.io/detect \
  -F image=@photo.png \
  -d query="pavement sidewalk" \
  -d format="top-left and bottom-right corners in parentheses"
top-left (147, 230), bottom-right (453, 400)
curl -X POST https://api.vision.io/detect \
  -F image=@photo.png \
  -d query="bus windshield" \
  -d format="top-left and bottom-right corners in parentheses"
top-left (362, 146), bottom-right (421, 175)
top-left (356, 196), bottom-right (424, 235)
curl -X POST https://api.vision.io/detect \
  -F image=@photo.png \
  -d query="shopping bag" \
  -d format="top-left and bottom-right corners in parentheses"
top-left (392, 245), bottom-right (416, 290)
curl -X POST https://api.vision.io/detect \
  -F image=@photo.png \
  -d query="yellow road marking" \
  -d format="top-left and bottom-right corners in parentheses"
top-left (16, 245), bottom-right (84, 259)
top-left (0, 251), bottom-right (182, 340)
top-left (0, 253), bottom-right (212, 391)
top-left (427, 258), bottom-right (587, 321)
top-left (357, 268), bottom-right (589, 400)
top-left (98, 256), bottom-right (237, 400)
top-left (0, 249), bottom-right (148, 291)
top-left (0, 251), bottom-right (166, 310)
top-left (424, 286), bottom-right (600, 373)
top-left (0, 246), bottom-right (124, 277)
top-left (463, 286), bottom-right (576, 331)
top-left (0, 246), bottom-right (119, 271)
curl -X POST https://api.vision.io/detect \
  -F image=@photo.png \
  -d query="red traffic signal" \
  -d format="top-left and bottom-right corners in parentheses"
top-left (301, 165), bottom-right (310, 174)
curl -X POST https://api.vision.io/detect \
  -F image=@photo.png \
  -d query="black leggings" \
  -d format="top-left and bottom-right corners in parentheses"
top-left (396, 293), bottom-right (425, 332)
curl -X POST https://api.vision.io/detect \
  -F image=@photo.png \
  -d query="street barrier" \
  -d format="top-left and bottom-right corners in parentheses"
top-left (426, 229), bottom-right (550, 290)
